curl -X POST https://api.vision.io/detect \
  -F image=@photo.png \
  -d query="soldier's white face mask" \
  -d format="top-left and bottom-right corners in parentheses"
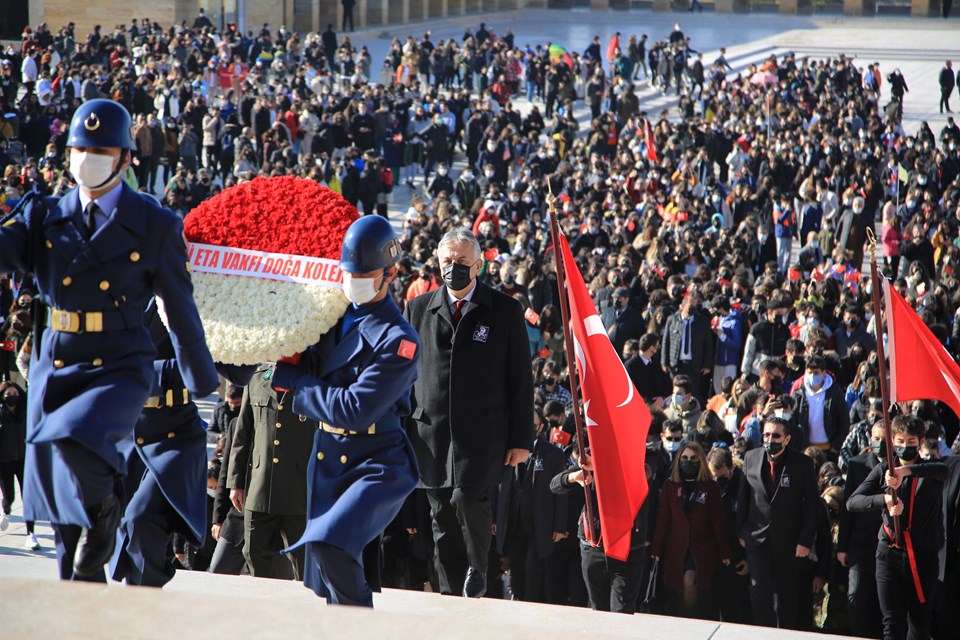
top-left (342, 271), bottom-right (382, 306)
top-left (70, 149), bottom-right (118, 191)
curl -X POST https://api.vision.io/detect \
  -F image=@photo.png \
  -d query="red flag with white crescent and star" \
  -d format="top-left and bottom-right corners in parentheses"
top-left (558, 233), bottom-right (651, 561)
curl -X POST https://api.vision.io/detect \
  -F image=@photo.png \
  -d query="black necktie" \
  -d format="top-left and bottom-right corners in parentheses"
top-left (85, 202), bottom-right (99, 239)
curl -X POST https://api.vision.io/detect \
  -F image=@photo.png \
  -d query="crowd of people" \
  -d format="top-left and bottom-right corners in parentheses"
top-left (2, 9), bottom-right (960, 640)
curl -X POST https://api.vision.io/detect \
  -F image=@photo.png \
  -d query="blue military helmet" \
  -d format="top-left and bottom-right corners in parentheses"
top-left (340, 215), bottom-right (402, 274)
top-left (67, 99), bottom-right (136, 150)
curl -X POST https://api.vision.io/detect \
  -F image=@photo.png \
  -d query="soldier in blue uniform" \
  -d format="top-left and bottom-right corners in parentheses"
top-left (110, 300), bottom-right (255, 587)
top-left (271, 215), bottom-right (421, 607)
top-left (0, 99), bottom-right (218, 580)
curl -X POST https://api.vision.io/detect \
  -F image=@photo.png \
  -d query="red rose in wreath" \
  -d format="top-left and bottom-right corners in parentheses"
top-left (162, 176), bottom-right (359, 365)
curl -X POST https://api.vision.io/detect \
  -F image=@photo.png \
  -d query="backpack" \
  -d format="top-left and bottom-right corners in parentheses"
top-left (381, 166), bottom-right (393, 193)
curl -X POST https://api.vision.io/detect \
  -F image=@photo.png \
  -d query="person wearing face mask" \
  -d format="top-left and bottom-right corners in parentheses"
top-left (791, 355), bottom-right (849, 455)
top-left (0, 381), bottom-right (39, 550)
top-left (706, 446), bottom-right (751, 624)
top-left (270, 215), bottom-right (421, 607)
top-left (663, 375), bottom-right (704, 435)
top-left (837, 195), bottom-right (870, 270)
top-left (737, 416), bottom-right (820, 630)
top-left (741, 301), bottom-right (791, 379)
top-left (848, 415), bottom-right (948, 640)
top-left (427, 162), bottom-right (454, 199)
top-left (0, 99), bottom-right (218, 582)
top-left (748, 225), bottom-right (777, 278)
top-left (651, 442), bottom-right (731, 618)
top-left (455, 167), bottom-right (481, 214)
top-left (835, 306), bottom-right (876, 359)
top-left (494, 406), bottom-right (569, 603)
top-left (625, 333), bottom-right (671, 405)
top-left (600, 288), bottom-right (644, 359)
top-left (837, 421), bottom-right (885, 639)
top-left (661, 293), bottom-right (714, 402)
top-left (403, 228), bottom-right (534, 599)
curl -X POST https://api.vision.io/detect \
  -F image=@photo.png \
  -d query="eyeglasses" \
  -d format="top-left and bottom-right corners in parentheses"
top-left (762, 433), bottom-right (784, 441)
top-left (712, 442), bottom-right (728, 448)
top-left (664, 436), bottom-right (683, 442)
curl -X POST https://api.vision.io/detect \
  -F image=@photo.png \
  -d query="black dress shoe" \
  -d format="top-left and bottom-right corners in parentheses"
top-left (73, 493), bottom-right (121, 578)
top-left (462, 567), bottom-right (487, 598)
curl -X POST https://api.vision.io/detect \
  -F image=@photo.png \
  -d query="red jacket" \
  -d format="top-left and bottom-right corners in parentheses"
top-left (651, 478), bottom-right (731, 592)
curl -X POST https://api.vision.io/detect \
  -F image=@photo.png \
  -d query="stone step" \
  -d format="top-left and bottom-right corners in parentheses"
top-left (0, 571), bottom-right (843, 640)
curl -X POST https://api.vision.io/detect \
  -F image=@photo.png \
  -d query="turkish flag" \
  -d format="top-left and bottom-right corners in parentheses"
top-left (606, 34), bottom-right (620, 62)
top-left (885, 280), bottom-right (960, 420)
top-left (644, 119), bottom-right (659, 164)
top-left (558, 234), bottom-right (651, 561)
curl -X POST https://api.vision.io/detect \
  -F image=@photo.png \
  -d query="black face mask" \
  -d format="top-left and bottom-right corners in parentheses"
top-left (610, 275), bottom-right (622, 287)
top-left (845, 318), bottom-right (859, 330)
top-left (543, 376), bottom-right (556, 386)
top-left (763, 441), bottom-right (784, 457)
top-left (442, 262), bottom-right (473, 291)
top-left (679, 460), bottom-right (699, 480)
top-left (614, 298), bottom-right (625, 310)
top-left (894, 445), bottom-right (918, 462)
top-left (2, 396), bottom-right (18, 409)
top-left (769, 375), bottom-right (783, 388)
top-left (772, 313), bottom-right (784, 324)
top-left (716, 475), bottom-right (730, 490)
top-left (870, 440), bottom-right (886, 458)
top-left (502, 273), bottom-right (515, 286)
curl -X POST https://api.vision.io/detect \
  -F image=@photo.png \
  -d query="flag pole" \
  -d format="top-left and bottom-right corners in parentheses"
top-left (866, 227), bottom-right (901, 542)
top-left (546, 181), bottom-right (599, 547)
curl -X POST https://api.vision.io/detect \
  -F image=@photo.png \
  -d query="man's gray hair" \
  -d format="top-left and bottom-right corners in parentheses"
top-left (438, 228), bottom-right (481, 260)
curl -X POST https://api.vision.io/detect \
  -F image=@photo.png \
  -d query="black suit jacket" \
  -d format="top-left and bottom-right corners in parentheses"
top-left (404, 282), bottom-right (534, 489)
top-left (600, 305), bottom-right (645, 357)
top-left (661, 311), bottom-right (714, 373)
top-left (495, 436), bottom-right (568, 560)
top-left (625, 354), bottom-right (671, 403)
top-left (837, 451), bottom-right (882, 567)
top-left (737, 447), bottom-right (819, 552)
top-left (940, 456), bottom-right (960, 580)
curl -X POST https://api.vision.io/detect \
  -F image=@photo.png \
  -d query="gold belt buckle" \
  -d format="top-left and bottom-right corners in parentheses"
top-left (144, 396), bottom-right (162, 409)
top-left (85, 312), bottom-right (103, 333)
top-left (321, 422), bottom-right (376, 435)
top-left (52, 309), bottom-right (80, 333)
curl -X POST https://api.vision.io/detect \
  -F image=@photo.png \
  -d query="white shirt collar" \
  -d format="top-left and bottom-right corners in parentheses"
top-left (446, 281), bottom-right (477, 308)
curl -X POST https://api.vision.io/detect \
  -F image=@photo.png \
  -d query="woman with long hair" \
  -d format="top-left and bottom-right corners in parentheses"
top-left (650, 442), bottom-right (730, 619)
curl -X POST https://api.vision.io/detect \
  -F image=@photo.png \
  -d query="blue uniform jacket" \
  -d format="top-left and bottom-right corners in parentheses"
top-left (120, 302), bottom-right (255, 544)
top-left (0, 185), bottom-right (218, 527)
top-left (272, 296), bottom-right (420, 561)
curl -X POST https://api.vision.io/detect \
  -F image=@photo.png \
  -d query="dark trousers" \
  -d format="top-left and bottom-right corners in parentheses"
top-left (209, 536), bottom-right (246, 575)
top-left (548, 534), bottom-right (588, 606)
top-left (712, 563), bottom-right (752, 624)
top-left (112, 468), bottom-right (181, 587)
top-left (243, 509), bottom-right (306, 580)
top-left (342, 8), bottom-right (354, 32)
top-left (305, 541), bottom-right (371, 606)
top-left (0, 457), bottom-right (34, 533)
top-left (581, 542), bottom-right (645, 614)
top-left (876, 543), bottom-right (938, 640)
top-left (53, 524), bottom-right (107, 583)
top-left (848, 560), bottom-right (882, 638)
top-left (426, 486), bottom-right (493, 595)
top-left (504, 523), bottom-right (547, 602)
top-left (746, 544), bottom-right (803, 629)
top-left (941, 89), bottom-right (953, 113)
